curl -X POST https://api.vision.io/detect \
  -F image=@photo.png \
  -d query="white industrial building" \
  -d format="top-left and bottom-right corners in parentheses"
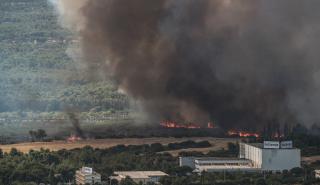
top-left (180, 141), bottom-right (301, 172)
top-left (110, 171), bottom-right (168, 184)
top-left (315, 170), bottom-right (320, 179)
top-left (194, 157), bottom-right (258, 172)
top-left (75, 167), bottom-right (101, 185)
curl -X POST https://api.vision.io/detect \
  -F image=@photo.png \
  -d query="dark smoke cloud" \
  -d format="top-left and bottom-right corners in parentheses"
top-left (55, 0), bottom-right (320, 129)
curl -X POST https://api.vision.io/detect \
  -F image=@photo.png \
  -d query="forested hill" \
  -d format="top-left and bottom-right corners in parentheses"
top-left (0, 0), bottom-right (129, 113)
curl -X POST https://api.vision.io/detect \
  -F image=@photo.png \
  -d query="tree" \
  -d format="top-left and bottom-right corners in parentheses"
top-left (227, 142), bottom-right (239, 155)
top-left (11, 182), bottom-right (37, 185)
top-left (35, 129), bottom-right (47, 141)
top-left (159, 176), bottom-right (173, 185)
top-left (169, 166), bottom-right (193, 176)
top-left (120, 177), bottom-right (136, 185)
top-left (146, 182), bottom-right (156, 185)
top-left (0, 149), bottom-right (3, 158)
top-left (79, 146), bottom-right (96, 164)
top-left (150, 143), bottom-right (164, 152)
top-left (29, 130), bottom-right (37, 142)
top-left (290, 167), bottom-right (304, 176)
top-left (255, 178), bottom-right (267, 185)
top-left (29, 129), bottom-right (47, 141)
top-left (10, 148), bottom-right (22, 157)
top-left (110, 179), bottom-right (119, 185)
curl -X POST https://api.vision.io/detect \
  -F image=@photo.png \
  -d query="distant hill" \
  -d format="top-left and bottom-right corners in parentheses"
top-left (0, 0), bottom-right (129, 112)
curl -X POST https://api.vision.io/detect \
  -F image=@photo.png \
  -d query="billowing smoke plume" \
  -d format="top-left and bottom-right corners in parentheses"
top-left (67, 112), bottom-right (85, 138)
top-left (53, 0), bottom-right (320, 129)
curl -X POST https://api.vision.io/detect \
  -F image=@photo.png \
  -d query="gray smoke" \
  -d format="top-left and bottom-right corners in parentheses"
top-left (67, 112), bottom-right (85, 138)
top-left (54, 0), bottom-right (320, 129)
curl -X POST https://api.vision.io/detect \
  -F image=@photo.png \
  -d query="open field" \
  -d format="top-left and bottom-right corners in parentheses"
top-left (0, 137), bottom-right (238, 153)
top-left (302, 155), bottom-right (320, 164)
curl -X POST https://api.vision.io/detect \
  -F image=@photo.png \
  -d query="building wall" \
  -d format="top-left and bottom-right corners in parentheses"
top-left (261, 149), bottom-right (301, 171)
top-left (239, 143), bottom-right (245, 158)
top-left (241, 143), bottom-right (301, 171)
top-left (242, 144), bottom-right (262, 168)
top-left (132, 178), bottom-right (149, 184)
top-left (75, 171), bottom-right (101, 185)
top-left (131, 176), bottom-right (163, 184)
top-left (181, 143), bottom-right (301, 173)
top-left (150, 176), bottom-right (162, 183)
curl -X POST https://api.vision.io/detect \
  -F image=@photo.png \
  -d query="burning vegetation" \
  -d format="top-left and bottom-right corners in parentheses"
top-left (67, 112), bottom-right (86, 139)
top-left (160, 121), bottom-right (214, 129)
top-left (67, 134), bottom-right (82, 142)
top-left (227, 130), bottom-right (260, 138)
top-left (53, 0), bottom-right (320, 130)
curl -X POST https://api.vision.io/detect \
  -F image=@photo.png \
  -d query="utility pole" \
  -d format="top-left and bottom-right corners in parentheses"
top-left (305, 167), bottom-right (307, 181)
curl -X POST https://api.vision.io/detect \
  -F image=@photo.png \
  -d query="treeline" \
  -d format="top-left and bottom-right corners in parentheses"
top-left (0, 0), bottom-right (68, 42)
top-left (0, 141), bottom-right (318, 185)
top-left (0, 141), bottom-right (228, 184)
top-left (167, 140), bottom-right (211, 150)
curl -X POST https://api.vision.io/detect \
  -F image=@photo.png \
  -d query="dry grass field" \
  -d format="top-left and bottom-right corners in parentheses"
top-left (302, 155), bottom-right (320, 164)
top-left (0, 137), bottom-right (238, 153)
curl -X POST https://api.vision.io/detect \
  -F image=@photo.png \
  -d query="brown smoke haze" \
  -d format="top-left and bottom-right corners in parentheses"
top-left (53, 0), bottom-right (320, 129)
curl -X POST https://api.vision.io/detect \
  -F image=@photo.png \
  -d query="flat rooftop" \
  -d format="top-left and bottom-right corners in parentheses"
top-left (114, 171), bottom-right (168, 179)
top-left (246, 143), bottom-right (264, 149)
top-left (194, 157), bottom-right (251, 161)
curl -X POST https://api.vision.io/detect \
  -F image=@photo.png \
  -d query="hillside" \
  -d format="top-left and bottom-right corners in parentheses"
top-left (0, 0), bottom-right (129, 112)
top-left (0, 0), bottom-right (130, 138)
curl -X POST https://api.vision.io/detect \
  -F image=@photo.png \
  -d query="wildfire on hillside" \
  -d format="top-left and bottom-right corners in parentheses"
top-left (207, 122), bottom-right (214, 129)
top-left (160, 121), bottom-right (214, 129)
top-left (273, 132), bottom-right (285, 139)
top-left (67, 134), bottom-right (82, 142)
top-left (228, 130), bottom-right (260, 138)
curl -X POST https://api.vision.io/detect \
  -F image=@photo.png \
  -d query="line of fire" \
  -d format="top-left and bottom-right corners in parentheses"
top-left (159, 120), bottom-right (292, 140)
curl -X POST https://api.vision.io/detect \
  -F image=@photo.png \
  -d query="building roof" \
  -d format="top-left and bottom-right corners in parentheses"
top-left (245, 143), bottom-right (264, 149)
top-left (113, 171), bottom-right (168, 179)
top-left (194, 157), bottom-right (250, 161)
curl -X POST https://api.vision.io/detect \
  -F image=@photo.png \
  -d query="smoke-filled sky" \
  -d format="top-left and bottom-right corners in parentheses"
top-left (52, 0), bottom-right (320, 129)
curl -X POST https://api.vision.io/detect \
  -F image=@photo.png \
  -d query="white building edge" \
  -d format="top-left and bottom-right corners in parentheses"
top-left (315, 170), bottom-right (320, 179)
top-left (75, 167), bottom-right (101, 185)
top-left (180, 141), bottom-right (301, 172)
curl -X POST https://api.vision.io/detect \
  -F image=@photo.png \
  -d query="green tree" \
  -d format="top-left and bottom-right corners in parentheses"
top-left (255, 178), bottom-right (267, 185)
top-left (120, 177), bottom-right (137, 185)
top-left (110, 179), bottom-right (119, 185)
top-left (0, 149), bottom-right (3, 159)
top-left (29, 129), bottom-right (47, 141)
top-left (35, 129), bottom-right (47, 141)
top-left (9, 148), bottom-right (22, 157)
top-left (29, 130), bottom-right (37, 142)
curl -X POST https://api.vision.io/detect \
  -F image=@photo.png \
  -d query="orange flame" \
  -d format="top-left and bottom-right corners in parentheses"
top-left (67, 134), bottom-right (82, 142)
top-left (160, 121), bottom-right (214, 129)
top-left (207, 122), bottom-right (214, 129)
top-left (228, 130), bottom-right (260, 138)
